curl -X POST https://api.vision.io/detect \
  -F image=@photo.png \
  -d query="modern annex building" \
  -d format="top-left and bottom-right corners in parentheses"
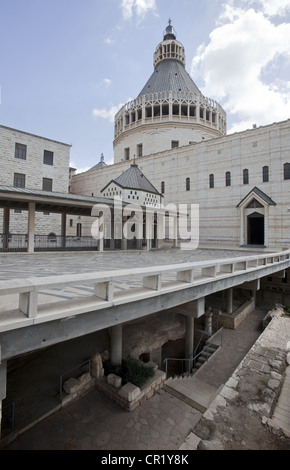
top-left (71, 21), bottom-right (290, 251)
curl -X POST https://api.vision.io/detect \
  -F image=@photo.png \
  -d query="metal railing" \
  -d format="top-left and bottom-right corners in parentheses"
top-left (59, 360), bottom-right (92, 400)
top-left (0, 234), bottom-right (99, 252)
top-left (193, 318), bottom-right (220, 357)
top-left (163, 327), bottom-right (223, 379)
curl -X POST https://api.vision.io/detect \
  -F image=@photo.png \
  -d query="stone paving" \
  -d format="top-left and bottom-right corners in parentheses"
top-left (1, 306), bottom-right (272, 450)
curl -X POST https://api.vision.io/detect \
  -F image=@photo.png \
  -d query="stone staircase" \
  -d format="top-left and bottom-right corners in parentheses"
top-left (191, 342), bottom-right (220, 375)
top-left (163, 341), bottom-right (222, 413)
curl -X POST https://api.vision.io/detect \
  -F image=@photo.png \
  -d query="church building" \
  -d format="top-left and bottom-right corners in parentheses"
top-left (71, 20), bottom-right (290, 251)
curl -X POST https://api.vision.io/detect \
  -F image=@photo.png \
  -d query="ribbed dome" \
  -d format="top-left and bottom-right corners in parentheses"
top-left (138, 59), bottom-right (201, 97)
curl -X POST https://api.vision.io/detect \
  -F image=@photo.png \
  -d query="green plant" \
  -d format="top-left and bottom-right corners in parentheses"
top-left (103, 357), bottom-right (154, 387)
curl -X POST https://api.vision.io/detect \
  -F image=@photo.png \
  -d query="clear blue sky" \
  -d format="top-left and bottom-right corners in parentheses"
top-left (1, 0), bottom-right (289, 171)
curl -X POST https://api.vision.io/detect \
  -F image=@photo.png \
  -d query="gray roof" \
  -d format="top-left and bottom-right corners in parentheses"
top-left (138, 59), bottom-right (202, 97)
top-left (88, 161), bottom-right (107, 171)
top-left (102, 164), bottom-right (162, 195)
top-left (0, 185), bottom-right (107, 204)
top-left (237, 187), bottom-right (276, 207)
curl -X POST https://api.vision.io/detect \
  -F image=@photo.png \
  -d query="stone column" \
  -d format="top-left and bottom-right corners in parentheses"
top-left (173, 215), bottom-right (178, 248)
top-left (0, 356), bottom-right (7, 440)
top-left (226, 288), bottom-right (233, 314)
top-left (145, 213), bottom-right (153, 251)
top-left (185, 316), bottom-right (194, 373)
top-left (61, 213), bottom-right (66, 249)
top-left (122, 217), bottom-right (128, 250)
top-left (204, 310), bottom-right (213, 336)
top-left (110, 324), bottom-right (123, 366)
top-left (3, 207), bottom-right (10, 250)
top-left (27, 203), bottom-right (35, 254)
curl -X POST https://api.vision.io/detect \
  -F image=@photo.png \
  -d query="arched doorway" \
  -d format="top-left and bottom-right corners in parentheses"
top-left (247, 212), bottom-right (265, 245)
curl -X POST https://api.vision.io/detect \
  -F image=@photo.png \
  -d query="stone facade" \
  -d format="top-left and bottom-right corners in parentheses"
top-left (70, 22), bottom-right (290, 250)
top-left (0, 125), bottom-right (71, 235)
top-left (71, 119), bottom-right (290, 249)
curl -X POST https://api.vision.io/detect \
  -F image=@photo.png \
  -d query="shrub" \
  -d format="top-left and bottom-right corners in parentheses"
top-left (103, 357), bottom-right (154, 388)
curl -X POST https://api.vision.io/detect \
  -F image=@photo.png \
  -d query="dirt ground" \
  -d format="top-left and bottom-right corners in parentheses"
top-left (193, 354), bottom-right (290, 450)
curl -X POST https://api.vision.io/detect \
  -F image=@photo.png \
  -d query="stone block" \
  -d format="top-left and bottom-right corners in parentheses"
top-left (78, 372), bottom-right (91, 385)
top-left (118, 382), bottom-right (141, 401)
top-left (91, 353), bottom-right (104, 377)
top-left (63, 378), bottom-right (80, 395)
top-left (107, 373), bottom-right (122, 388)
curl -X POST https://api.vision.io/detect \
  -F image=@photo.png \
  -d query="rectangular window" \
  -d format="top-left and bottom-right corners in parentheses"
top-left (13, 172), bottom-right (25, 188)
top-left (171, 140), bottom-right (179, 149)
top-left (15, 143), bottom-right (27, 160)
top-left (42, 177), bottom-right (53, 191)
top-left (43, 150), bottom-right (54, 165)
top-left (284, 163), bottom-right (290, 180)
top-left (209, 174), bottom-right (214, 189)
top-left (137, 144), bottom-right (143, 157)
top-left (225, 171), bottom-right (231, 187)
top-left (124, 148), bottom-right (130, 160)
top-left (263, 166), bottom-right (269, 182)
top-left (243, 169), bottom-right (249, 185)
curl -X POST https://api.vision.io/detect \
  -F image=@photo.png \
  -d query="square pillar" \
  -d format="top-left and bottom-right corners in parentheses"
top-left (61, 213), bottom-right (66, 249)
top-left (0, 354), bottom-right (7, 440)
top-left (27, 202), bottom-right (35, 253)
top-left (110, 324), bottom-right (123, 366)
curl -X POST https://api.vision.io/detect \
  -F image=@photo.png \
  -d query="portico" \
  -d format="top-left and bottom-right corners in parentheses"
top-left (0, 185), bottom-right (178, 253)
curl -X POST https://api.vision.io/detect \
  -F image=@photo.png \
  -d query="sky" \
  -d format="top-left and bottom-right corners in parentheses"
top-left (0, 0), bottom-right (290, 172)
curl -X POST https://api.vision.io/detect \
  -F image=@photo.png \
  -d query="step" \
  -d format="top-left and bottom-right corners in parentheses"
top-left (164, 376), bottom-right (218, 413)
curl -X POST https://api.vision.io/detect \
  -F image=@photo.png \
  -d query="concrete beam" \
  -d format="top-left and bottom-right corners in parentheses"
top-left (1, 262), bottom-right (290, 361)
top-left (240, 279), bottom-right (260, 291)
top-left (172, 297), bottom-right (205, 318)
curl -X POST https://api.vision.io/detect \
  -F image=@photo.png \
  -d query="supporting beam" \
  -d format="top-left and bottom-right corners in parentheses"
top-left (3, 208), bottom-right (10, 251)
top-left (61, 213), bottom-right (66, 249)
top-left (110, 324), bottom-right (123, 366)
top-left (0, 349), bottom-right (7, 440)
top-left (185, 316), bottom-right (194, 373)
top-left (27, 203), bottom-right (35, 254)
top-left (176, 297), bottom-right (205, 318)
top-left (240, 279), bottom-right (260, 291)
top-left (226, 288), bottom-right (233, 314)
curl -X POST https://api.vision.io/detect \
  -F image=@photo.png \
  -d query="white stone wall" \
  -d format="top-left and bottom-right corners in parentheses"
top-left (113, 122), bottom-right (222, 164)
top-left (71, 119), bottom-right (290, 250)
top-left (0, 125), bottom-right (71, 234)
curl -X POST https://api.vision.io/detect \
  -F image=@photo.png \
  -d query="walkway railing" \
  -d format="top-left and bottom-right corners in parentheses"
top-left (0, 234), bottom-right (98, 252)
top-left (59, 360), bottom-right (91, 400)
top-left (163, 327), bottom-right (223, 379)
top-left (0, 248), bottom-right (290, 332)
